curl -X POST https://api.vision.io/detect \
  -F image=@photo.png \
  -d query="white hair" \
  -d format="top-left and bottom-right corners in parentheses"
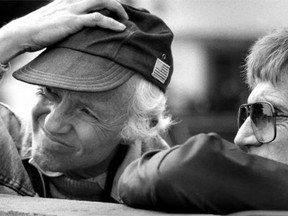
top-left (120, 74), bottom-right (172, 143)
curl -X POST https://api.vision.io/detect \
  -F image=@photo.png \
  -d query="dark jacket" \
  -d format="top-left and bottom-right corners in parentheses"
top-left (118, 133), bottom-right (288, 214)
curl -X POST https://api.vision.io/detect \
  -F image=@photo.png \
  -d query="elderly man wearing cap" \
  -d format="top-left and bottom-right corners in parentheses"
top-left (0, 0), bottom-right (173, 202)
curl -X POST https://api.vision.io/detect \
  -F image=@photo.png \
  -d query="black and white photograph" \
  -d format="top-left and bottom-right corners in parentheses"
top-left (0, 1), bottom-right (288, 215)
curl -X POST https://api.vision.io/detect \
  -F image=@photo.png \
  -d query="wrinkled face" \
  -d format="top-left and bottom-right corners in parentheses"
top-left (234, 82), bottom-right (288, 164)
top-left (31, 83), bottom-right (132, 174)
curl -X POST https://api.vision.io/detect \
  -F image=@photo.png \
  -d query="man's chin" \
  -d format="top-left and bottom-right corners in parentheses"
top-left (248, 148), bottom-right (288, 164)
top-left (31, 139), bottom-right (62, 172)
top-left (31, 151), bottom-right (64, 174)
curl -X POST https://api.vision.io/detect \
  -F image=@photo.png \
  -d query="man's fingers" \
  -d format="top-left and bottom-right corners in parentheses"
top-left (81, 13), bottom-right (126, 31)
top-left (103, 0), bottom-right (129, 20)
top-left (74, 0), bottom-right (128, 20)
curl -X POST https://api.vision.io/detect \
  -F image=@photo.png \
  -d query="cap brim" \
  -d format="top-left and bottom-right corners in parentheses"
top-left (13, 47), bottom-right (134, 92)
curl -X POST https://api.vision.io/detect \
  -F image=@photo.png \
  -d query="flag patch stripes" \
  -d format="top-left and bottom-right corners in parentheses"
top-left (152, 58), bottom-right (170, 84)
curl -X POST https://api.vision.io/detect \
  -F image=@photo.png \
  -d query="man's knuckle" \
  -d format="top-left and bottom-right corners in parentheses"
top-left (93, 13), bottom-right (104, 22)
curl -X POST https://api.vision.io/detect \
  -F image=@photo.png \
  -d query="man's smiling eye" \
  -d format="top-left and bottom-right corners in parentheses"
top-left (80, 108), bottom-right (98, 119)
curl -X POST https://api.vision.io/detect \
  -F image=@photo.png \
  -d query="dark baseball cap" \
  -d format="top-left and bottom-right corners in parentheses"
top-left (13, 4), bottom-right (174, 92)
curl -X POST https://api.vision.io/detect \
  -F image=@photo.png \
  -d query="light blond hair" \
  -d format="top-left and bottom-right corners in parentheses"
top-left (246, 28), bottom-right (288, 89)
top-left (120, 74), bottom-right (172, 143)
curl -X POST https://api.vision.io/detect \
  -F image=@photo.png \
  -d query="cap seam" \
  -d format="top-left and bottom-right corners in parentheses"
top-left (112, 29), bottom-right (135, 60)
top-left (19, 64), bottom-right (130, 82)
top-left (14, 66), bottom-right (134, 91)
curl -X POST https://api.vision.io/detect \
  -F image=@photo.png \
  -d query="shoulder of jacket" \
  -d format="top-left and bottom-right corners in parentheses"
top-left (0, 102), bottom-right (23, 132)
top-left (0, 102), bottom-right (32, 155)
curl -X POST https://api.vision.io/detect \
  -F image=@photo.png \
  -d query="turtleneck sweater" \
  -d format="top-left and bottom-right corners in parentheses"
top-left (49, 172), bottom-right (107, 201)
top-left (29, 145), bottom-right (119, 201)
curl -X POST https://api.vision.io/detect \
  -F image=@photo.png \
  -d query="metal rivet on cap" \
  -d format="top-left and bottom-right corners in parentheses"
top-left (162, 54), bottom-right (166, 59)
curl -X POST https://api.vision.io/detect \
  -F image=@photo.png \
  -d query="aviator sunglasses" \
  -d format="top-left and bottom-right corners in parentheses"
top-left (237, 101), bottom-right (288, 144)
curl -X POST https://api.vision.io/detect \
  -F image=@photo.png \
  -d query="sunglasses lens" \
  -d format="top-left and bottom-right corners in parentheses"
top-left (238, 107), bottom-right (248, 128)
top-left (250, 103), bottom-right (275, 143)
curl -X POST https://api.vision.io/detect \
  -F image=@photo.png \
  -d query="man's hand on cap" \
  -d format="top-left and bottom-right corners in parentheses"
top-left (71, 0), bottom-right (129, 30)
top-left (2, 0), bottom-right (128, 53)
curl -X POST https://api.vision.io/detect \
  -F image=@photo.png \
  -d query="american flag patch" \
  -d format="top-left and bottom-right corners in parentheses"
top-left (152, 58), bottom-right (170, 84)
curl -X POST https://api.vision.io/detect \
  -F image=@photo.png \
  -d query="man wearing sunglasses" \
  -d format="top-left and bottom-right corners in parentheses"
top-left (118, 28), bottom-right (288, 214)
top-left (236, 101), bottom-right (288, 147)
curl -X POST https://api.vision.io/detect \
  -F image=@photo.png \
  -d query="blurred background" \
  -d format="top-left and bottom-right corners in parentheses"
top-left (1, 0), bottom-right (288, 145)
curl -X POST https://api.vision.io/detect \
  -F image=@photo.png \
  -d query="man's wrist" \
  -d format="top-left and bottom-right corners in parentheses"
top-left (0, 22), bottom-right (27, 64)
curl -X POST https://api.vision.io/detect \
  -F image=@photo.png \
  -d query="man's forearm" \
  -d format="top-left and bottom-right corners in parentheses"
top-left (119, 133), bottom-right (288, 214)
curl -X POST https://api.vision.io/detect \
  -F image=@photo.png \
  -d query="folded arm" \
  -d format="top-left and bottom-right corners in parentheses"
top-left (118, 133), bottom-right (288, 214)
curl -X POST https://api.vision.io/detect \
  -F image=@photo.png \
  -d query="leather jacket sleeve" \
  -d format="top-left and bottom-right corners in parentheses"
top-left (118, 133), bottom-right (288, 214)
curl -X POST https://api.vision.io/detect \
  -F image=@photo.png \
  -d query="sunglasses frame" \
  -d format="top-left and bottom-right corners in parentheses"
top-left (237, 101), bottom-right (288, 144)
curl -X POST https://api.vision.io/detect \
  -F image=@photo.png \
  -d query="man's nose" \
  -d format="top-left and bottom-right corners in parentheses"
top-left (234, 117), bottom-right (259, 149)
top-left (44, 104), bottom-right (72, 134)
